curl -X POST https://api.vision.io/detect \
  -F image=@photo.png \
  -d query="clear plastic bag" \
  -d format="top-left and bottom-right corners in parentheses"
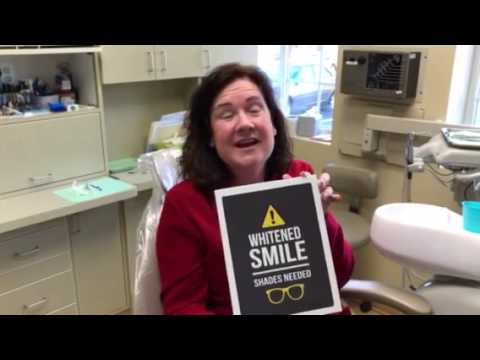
top-left (133, 148), bottom-right (181, 315)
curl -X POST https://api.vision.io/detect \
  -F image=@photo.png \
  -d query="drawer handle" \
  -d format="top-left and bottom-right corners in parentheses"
top-left (159, 50), bottom-right (167, 72)
top-left (29, 174), bottom-right (53, 185)
top-left (147, 51), bottom-right (154, 74)
top-left (23, 298), bottom-right (48, 314)
top-left (202, 49), bottom-right (211, 69)
top-left (14, 246), bottom-right (41, 258)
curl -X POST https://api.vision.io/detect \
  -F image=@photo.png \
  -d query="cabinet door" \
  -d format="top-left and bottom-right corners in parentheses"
top-left (0, 112), bottom-right (106, 195)
top-left (203, 45), bottom-right (258, 73)
top-left (101, 45), bottom-right (156, 84)
top-left (155, 45), bottom-right (203, 80)
top-left (69, 203), bottom-right (128, 315)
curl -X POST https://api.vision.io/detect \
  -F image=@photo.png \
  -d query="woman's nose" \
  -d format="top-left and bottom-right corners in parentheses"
top-left (236, 111), bottom-right (255, 131)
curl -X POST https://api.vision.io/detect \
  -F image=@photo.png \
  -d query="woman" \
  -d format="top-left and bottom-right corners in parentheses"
top-left (156, 63), bottom-right (354, 315)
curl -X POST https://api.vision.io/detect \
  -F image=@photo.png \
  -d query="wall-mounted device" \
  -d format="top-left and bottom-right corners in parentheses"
top-left (341, 50), bottom-right (421, 101)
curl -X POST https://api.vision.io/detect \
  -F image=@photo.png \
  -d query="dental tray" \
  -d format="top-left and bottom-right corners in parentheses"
top-left (441, 128), bottom-right (480, 150)
top-left (108, 158), bottom-right (138, 174)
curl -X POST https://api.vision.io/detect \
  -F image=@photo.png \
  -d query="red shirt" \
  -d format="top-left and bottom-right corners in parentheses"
top-left (156, 160), bottom-right (355, 315)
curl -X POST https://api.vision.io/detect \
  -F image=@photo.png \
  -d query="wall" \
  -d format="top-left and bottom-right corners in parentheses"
top-left (292, 45), bottom-right (459, 287)
top-left (102, 78), bottom-right (198, 161)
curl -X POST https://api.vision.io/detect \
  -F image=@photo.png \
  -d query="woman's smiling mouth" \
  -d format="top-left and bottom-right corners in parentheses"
top-left (235, 138), bottom-right (260, 148)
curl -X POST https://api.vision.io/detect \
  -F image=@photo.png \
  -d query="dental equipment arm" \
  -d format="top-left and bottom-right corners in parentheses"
top-left (412, 132), bottom-right (480, 170)
top-left (402, 133), bottom-right (416, 203)
top-left (405, 128), bottom-right (480, 203)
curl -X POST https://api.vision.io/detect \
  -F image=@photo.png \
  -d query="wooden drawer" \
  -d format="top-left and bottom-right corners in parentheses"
top-left (0, 220), bottom-right (70, 275)
top-left (0, 271), bottom-right (76, 315)
top-left (0, 254), bottom-right (72, 294)
top-left (48, 304), bottom-right (78, 315)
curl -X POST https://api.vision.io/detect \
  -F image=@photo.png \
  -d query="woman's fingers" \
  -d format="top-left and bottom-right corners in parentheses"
top-left (318, 173), bottom-right (331, 192)
top-left (322, 186), bottom-right (334, 203)
top-left (321, 186), bottom-right (342, 211)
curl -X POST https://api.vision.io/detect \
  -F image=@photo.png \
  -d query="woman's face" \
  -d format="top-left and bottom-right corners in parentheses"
top-left (210, 78), bottom-right (277, 178)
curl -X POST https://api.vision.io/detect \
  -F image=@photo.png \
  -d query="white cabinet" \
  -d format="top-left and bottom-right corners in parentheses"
top-left (0, 204), bottom-right (131, 315)
top-left (101, 45), bottom-right (203, 84)
top-left (201, 45), bottom-right (258, 73)
top-left (0, 49), bottom-right (131, 315)
top-left (0, 52), bottom-right (106, 198)
top-left (101, 45), bottom-right (156, 84)
top-left (0, 112), bottom-right (106, 195)
top-left (155, 45), bottom-right (203, 80)
top-left (101, 45), bottom-right (258, 84)
top-left (69, 203), bottom-right (128, 315)
top-left (0, 219), bottom-right (77, 315)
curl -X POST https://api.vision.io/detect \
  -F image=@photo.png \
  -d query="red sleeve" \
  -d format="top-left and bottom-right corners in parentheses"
top-left (286, 159), bottom-right (315, 177)
top-left (325, 212), bottom-right (355, 289)
top-left (156, 191), bottom-right (214, 315)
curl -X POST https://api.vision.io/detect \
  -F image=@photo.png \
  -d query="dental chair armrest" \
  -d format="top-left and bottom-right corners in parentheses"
top-left (341, 280), bottom-right (433, 315)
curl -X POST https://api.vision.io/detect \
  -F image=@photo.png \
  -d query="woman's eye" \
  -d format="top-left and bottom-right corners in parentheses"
top-left (215, 109), bottom-right (234, 119)
top-left (248, 104), bottom-right (262, 114)
top-left (220, 111), bottom-right (234, 119)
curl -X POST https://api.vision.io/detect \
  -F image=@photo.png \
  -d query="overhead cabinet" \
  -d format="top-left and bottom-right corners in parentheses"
top-left (200, 45), bottom-right (258, 72)
top-left (101, 45), bottom-right (203, 84)
top-left (101, 45), bottom-right (258, 84)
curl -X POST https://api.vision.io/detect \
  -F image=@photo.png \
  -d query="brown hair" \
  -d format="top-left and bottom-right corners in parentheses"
top-left (181, 63), bottom-right (293, 192)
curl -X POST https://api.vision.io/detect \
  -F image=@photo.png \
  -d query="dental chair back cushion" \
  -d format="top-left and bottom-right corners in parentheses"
top-left (324, 163), bottom-right (378, 199)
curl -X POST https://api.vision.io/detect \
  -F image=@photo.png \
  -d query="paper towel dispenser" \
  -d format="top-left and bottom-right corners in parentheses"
top-left (340, 50), bottom-right (421, 101)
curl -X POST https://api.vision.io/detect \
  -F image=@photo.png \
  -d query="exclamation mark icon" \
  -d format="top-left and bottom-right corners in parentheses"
top-left (270, 210), bottom-right (276, 225)
top-left (262, 205), bottom-right (286, 229)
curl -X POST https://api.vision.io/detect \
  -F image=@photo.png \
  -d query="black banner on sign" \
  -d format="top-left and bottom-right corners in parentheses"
top-left (215, 175), bottom-right (341, 315)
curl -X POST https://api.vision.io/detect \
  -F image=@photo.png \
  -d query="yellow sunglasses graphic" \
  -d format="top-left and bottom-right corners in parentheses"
top-left (266, 284), bottom-right (305, 305)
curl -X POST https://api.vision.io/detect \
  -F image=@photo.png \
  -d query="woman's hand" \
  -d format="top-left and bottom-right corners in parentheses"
top-left (282, 172), bottom-right (341, 212)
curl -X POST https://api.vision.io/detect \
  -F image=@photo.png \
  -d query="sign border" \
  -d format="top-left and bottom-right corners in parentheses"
top-left (215, 174), bottom-right (342, 315)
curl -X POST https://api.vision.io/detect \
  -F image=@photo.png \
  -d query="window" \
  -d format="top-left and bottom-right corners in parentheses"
top-left (258, 45), bottom-right (338, 141)
top-left (464, 45), bottom-right (480, 127)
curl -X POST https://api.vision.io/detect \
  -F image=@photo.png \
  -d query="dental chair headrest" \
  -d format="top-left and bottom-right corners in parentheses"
top-left (324, 163), bottom-right (378, 199)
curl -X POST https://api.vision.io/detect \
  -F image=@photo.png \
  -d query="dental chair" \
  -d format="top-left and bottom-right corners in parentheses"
top-left (369, 129), bottom-right (480, 315)
top-left (133, 148), bottom-right (181, 315)
top-left (323, 163), bottom-right (378, 250)
top-left (324, 163), bottom-right (432, 315)
top-left (133, 151), bottom-right (432, 315)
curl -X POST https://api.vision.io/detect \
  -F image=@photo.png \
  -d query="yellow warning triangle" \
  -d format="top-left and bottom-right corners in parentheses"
top-left (262, 205), bottom-right (286, 229)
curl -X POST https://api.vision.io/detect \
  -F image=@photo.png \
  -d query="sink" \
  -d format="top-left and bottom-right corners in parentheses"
top-left (371, 203), bottom-right (480, 282)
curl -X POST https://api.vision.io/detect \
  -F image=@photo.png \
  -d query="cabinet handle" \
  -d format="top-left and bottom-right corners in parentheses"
top-left (159, 50), bottom-right (167, 72)
top-left (14, 246), bottom-right (41, 258)
top-left (147, 51), bottom-right (154, 74)
top-left (23, 298), bottom-right (48, 314)
top-left (29, 173), bottom-right (53, 185)
top-left (203, 49), bottom-right (211, 70)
